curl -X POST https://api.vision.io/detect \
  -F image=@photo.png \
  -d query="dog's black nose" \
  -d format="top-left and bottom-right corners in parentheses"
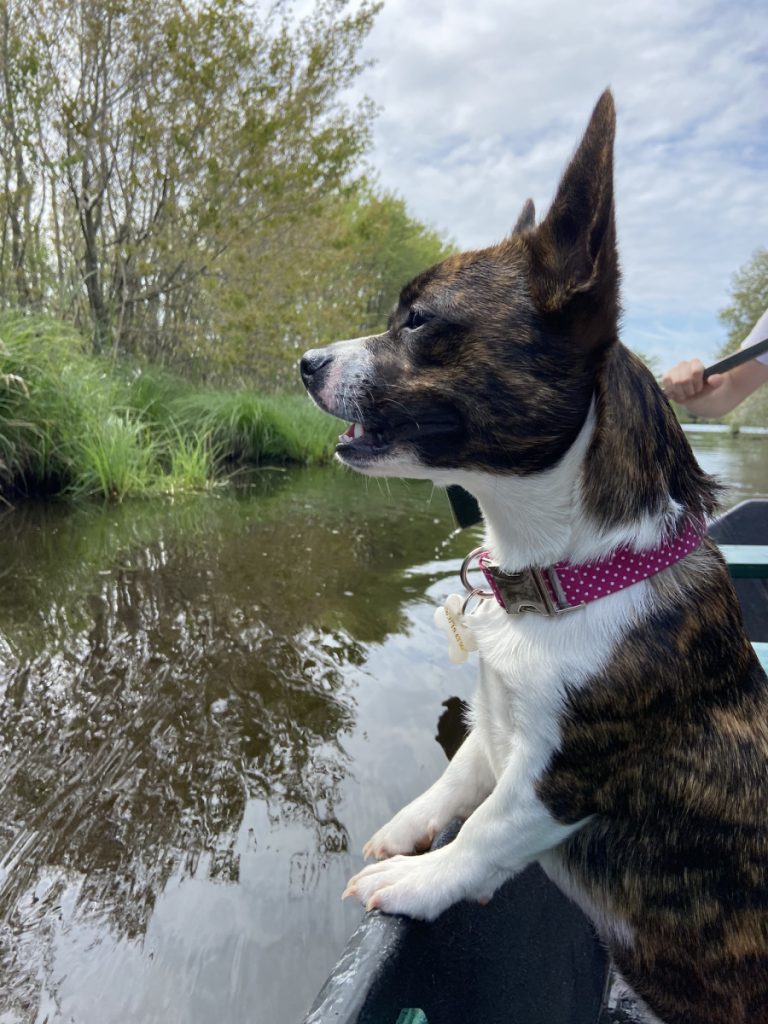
top-left (300, 348), bottom-right (332, 387)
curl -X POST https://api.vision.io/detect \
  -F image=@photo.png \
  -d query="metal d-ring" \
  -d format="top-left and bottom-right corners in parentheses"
top-left (459, 546), bottom-right (494, 603)
top-left (461, 587), bottom-right (489, 616)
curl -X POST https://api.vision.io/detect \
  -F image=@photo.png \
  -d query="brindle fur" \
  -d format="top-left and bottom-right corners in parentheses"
top-left (539, 541), bottom-right (768, 1023)
top-left (302, 90), bottom-right (768, 1022)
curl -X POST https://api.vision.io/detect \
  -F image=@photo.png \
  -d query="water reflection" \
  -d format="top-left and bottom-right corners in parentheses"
top-left (684, 427), bottom-right (768, 505)
top-left (0, 469), bottom-right (473, 1021)
top-left (0, 432), bottom-right (764, 1022)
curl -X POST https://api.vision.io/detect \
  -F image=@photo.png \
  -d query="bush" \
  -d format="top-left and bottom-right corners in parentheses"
top-left (0, 312), bottom-right (341, 502)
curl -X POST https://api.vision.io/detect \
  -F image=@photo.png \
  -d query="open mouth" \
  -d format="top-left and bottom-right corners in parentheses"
top-left (336, 421), bottom-right (389, 460)
top-left (335, 411), bottom-right (463, 463)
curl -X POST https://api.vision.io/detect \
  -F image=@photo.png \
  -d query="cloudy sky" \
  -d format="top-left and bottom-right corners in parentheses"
top-left (345, 0), bottom-right (767, 369)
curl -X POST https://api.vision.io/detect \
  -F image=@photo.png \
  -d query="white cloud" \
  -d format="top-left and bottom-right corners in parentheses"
top-left (346, 0), bottom-right (768, 366)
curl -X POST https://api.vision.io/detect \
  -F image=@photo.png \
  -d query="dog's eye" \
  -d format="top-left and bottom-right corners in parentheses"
top-left (405, 309), bottom-right (433, 331)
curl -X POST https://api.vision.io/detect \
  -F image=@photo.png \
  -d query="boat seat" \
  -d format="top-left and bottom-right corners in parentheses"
top-left (720, 544), bottom-right (768, 579)
top-left (712, 501), bottom-right (768, 643)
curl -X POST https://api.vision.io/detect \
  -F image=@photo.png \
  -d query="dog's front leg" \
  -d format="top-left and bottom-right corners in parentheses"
top-left (346, 750), bottom-right (587, 921)
top-left (362, 728), bottom-right (495, 860)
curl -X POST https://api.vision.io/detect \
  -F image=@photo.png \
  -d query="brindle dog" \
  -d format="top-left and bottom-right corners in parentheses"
top-left (301, 91), bottom-right (768, 1024)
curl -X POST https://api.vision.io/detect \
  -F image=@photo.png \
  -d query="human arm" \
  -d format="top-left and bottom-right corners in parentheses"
top-left (661, 357), bottom-right (768, 417)
top-left (661, 307), bottom-right (768, 416)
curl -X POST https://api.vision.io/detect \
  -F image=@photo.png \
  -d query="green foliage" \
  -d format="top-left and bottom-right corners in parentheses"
top-left (0, 312), bottom-right (340, 501)
top-left (71, 410), bottom-right (157, 500)
top-left (726, 387), bottom-right (768, 431)
top-left (719, 248), bottom-right (768, 429)
top-left (346, 191), bottom-right (453, 333)
top-left (171, 391), bottom-right (275, 463)
top-left (259, 395), bottom-right (344, 462)
top-left (0, 314), bottom-right (140, 497)
top-left (163, 389), bottom-right (342, 464)
top-left (206, 185), bottom-right (453, 388)
top-left (163, 428), bottom-right (219, 493)
top-left (0, 313), bottom-right (89, 491)
top-left (119, 364), bottom-right (196, 430)
top-left (718, 248), bottom-right (768, 356)
top-left (0, 1), bottom-right (453, 394)
top-left (0, 0), bottom-right (385, 371)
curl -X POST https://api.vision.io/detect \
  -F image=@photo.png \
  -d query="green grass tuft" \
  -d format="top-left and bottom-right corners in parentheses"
top-left (161, 428), bottom-right (220, 493)
top-left (69, 409), bottom-right (157, 500)
top-left (161, 389), bottom-right (341, 466)
top-left (0, 311), bottom-right (340, 502)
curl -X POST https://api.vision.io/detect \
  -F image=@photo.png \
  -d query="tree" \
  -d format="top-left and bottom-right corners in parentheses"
top-left (0, 0), bottom-right (51, 309)
top-left (0, 0), bottom-right (381, 364)
top-left (341, 190), bottom-right (453, 333)
top-left (718, 247), bottom-right (768, 356)
top-left (719, 248), bottom-right (768, 428)
top-left (204, 185), bottom-right (453, 387)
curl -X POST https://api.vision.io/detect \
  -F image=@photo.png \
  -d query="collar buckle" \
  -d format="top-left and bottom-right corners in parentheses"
top-left (484, 564), bottom-right (580, 616)
top-left (490, 566), bottom-right (559, 615)
top-left (460, 548), bottom-right (583, 616)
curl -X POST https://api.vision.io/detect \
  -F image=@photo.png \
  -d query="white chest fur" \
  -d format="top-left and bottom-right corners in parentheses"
top-left (346, 400), bottom-right (681, 932)
top-left (468, 586), bottom-right (650, 782)
top-left (347, 581), bottom-right (655, 924)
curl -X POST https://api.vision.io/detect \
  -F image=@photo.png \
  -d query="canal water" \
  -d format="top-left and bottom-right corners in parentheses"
top-left (0, 429), bottom-right (766, 1023)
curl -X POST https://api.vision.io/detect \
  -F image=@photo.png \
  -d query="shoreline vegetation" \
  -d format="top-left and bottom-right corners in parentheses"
top-left (0, 312), bottom-right (341, 503)
top-left (0, 0), bottom-right (452, 509)
top-left (1, 311), bottom-right (760, 508)
top-left (1, 2), bottom-right (762, 510)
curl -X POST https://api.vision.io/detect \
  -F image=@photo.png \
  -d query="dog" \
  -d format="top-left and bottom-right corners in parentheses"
top-left (300, 91), bottom-right (768, 1024)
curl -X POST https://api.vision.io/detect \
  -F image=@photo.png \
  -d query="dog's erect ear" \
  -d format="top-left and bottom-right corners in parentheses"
top-left (528, 90), bottom-right (619, 340)
top-left (511, 198), bottom-right (535, 234)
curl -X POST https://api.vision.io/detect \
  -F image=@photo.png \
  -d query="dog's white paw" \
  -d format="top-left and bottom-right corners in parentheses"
top-left (343, 846), bottom-right (497, 921)
top-left (362, 802), bottom-right (445, 860)
top-left (343, 849), bottom-right (455, 920)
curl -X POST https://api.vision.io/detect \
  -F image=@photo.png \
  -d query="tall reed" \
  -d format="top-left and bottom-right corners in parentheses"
top-left (0, 312), bottom-right (340, 502)
top-left (165, 389), bottom-right (341, 466)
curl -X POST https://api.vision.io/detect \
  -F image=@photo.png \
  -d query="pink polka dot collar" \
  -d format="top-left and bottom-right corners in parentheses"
top-left (472, 520), bottom-right (704, 615)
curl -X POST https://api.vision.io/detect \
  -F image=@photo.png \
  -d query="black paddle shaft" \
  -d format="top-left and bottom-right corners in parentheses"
top-left (703, 337), bottom-right (768, 380)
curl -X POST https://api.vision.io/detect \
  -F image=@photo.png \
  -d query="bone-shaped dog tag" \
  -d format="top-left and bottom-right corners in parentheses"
top-left (434, 593), bottom-right (478, 664)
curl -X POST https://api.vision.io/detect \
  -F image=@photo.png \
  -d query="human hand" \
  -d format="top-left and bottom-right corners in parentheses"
top-left (661, 359), bottom-right (724, 404)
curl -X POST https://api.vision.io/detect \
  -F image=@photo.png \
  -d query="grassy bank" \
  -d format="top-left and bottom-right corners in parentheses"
top-left (0, 313), bottom-right (340, 502)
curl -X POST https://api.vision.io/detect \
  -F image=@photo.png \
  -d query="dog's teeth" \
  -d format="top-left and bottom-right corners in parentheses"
top-left (353, 422), bottom-right (364, 439)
